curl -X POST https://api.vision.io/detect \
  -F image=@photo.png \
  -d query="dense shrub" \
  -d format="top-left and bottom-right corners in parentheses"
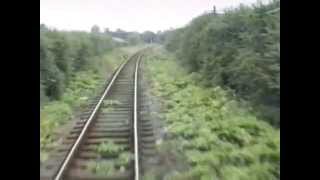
top-left (165, 0), bottom-right (280, 126)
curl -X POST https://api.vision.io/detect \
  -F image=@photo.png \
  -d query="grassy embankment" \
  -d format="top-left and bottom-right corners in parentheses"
top-left (143, 48), bottom-right (280, 180)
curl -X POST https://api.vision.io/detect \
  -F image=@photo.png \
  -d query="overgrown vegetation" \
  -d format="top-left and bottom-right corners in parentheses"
top-left (144, 49), bottom-right (280, 180)
top-left (96, 141), bottom-right (125, 157)
top-left (165, 0), bottom-right (280, 126)
top-left (40, 24), bottom-right (117, 103)
top-left (88, 161), bottom-right (117, 175)
top-left (88, 140), bottom-right (133, 175)
top-left (40, 24), bottom-right (133, 162)
top-left (40, 49), bottom-right (127, 162)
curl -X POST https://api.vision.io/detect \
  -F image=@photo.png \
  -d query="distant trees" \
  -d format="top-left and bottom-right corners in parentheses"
top-left (105, 28), bottom-right (171, 45)
top-left (40, 24), bottom-right (116, 103)
top-left (141, 31), bottom-right (156, 43)
top-left (91, 25), bottom-right (100, 34)
top-left (165, 0), bottom-right (280, 126)
top-left (112, 29), bottom-right (128, 40)
top-left (127, 32), bottom-right (142, 45)
top-left (104, 28), bottom-right (111, 35)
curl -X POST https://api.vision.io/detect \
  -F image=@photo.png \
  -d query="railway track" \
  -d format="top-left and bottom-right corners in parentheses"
top-left (40, 50), bottom-right (156, 180)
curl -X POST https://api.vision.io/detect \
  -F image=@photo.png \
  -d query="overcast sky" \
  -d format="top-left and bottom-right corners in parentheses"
top-left (40, 0), bottom-right (270, 33)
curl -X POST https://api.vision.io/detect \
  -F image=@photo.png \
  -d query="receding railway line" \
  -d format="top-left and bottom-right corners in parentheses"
top-left (40, 49), bottom-right (156, 180)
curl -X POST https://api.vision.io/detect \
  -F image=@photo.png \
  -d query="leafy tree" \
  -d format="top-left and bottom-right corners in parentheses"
top-left (142, 31), bottom-right (156, 43)
top-left (49, 33), bottom-right (72, 84)
top-left (40, 24), bottom-right (118, 102)
top-left (165, 0), bottom-right (280, 126)
top-left (40, 35), bottom-right (65, 100)
top-left (91, 25), bottom-right (100, 34)
top-left (104, 28), bottom-right (110, 35)
top-left (74, 41), bottom-right (92, 71)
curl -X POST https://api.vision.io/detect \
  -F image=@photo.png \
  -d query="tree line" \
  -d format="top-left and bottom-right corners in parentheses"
top-left (164, 0), bottom-right (280, 126)
top-left (92, 25), bottom-right (170, 45)
top-left (40, 24), bottom-right (117, 104)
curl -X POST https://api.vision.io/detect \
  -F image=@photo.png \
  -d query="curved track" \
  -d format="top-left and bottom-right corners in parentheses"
top-left (40, 50), bottom-right (156, 180)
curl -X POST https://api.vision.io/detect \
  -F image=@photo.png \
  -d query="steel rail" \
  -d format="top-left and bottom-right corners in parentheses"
top-left (133, 55), bottom-right (141, 180)
top-left (53, 57), bottom-right (131, 180)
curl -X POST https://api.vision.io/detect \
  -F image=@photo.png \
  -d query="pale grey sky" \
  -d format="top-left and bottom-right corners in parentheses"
top-left (40, 0), bottom-right (270, 33)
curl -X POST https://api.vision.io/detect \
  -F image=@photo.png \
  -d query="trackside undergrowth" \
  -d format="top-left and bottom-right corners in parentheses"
top-left (143, 48), bottom-right (280, 180)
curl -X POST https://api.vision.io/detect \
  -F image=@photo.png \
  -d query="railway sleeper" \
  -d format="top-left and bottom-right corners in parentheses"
top-left (65, 169), bottom-right (131, 180)
top-left (79, 144), bottom-right (130, 151)
top-left (67, 132), bottom-right (130, 139)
